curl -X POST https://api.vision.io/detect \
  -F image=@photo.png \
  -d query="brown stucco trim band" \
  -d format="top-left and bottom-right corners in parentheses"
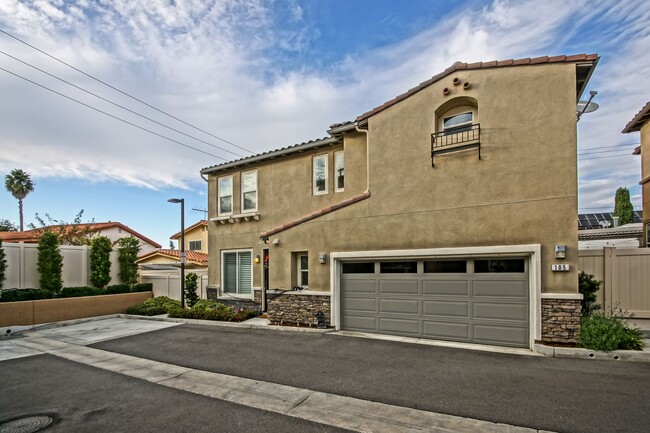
top-left (260, 191), bottom-right (371, 240)
top-left (622, 100), bottom-right (650, 133)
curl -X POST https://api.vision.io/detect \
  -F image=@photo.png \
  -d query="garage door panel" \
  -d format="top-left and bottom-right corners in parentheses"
top-left (342, 297), bottom-right (377, 313)
top-left (342, 315), bottom-right (377, 332)
top-left (473, 302), bottom-right (528, 321)
top-left (379, 299), bottom-right (419, 314)
top-left (379, 280), bottom-right (419, 295)
top-left (341, 279), bottom-right (376, 293)
top-left (422, 280), bottom-right (469, 296)
top-left (473, 324), bottom-right (528, 347)
top-left (379, 317), bottom-right (419, 335)
top-left (422, 300), bottom-right (469, 318)
top-left (423, 320), bottom-right (471, 340)
top-left (472, 280), bottom-right (527, 298)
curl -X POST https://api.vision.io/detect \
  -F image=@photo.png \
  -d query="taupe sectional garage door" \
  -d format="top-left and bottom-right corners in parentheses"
top-left (340, 258), bottom-right (529, 348)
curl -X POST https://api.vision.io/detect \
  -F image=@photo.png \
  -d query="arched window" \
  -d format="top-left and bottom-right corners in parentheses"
top-left (435, 97), bottom-right (478, 134)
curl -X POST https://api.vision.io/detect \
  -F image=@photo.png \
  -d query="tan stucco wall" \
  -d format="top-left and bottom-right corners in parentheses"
top-left (641, 122), bottom-right (650, 245)
top-left (207, 62), bottom-right (580, 295)
top-left (181, 225), bottom-right (208, 253)
top-left (138, 255), bottom-right (178, 265)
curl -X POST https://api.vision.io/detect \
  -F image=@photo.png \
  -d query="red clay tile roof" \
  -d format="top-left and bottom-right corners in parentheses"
top-left (356, 54), bottom-right (599, 122)
top-left (622, 100), bottom-right (650, 133)
top-left (136, 249), bottom-right (208, 264)
top-left (170, 220), bottom-right (207, 239)
top-left (0, 222), bottom-right (162, 248)
top-left (260, 191), bottom-right (371, 239)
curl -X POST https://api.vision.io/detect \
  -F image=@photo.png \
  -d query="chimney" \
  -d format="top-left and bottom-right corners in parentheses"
top-left (613, 216), bottom-right (620, 228)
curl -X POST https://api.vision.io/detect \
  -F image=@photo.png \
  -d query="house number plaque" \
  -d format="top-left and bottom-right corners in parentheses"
top-left (551, 264), bottom-right (570, 271)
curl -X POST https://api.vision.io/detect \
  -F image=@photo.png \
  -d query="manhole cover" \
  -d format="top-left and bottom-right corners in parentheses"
top-left (0, 416), bottom-right (53, 433)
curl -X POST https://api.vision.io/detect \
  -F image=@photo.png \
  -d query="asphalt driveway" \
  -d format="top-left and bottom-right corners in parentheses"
top-left (93, 324), bottom-right (650, 433)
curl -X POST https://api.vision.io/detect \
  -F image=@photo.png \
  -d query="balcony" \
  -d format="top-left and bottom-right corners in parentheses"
top-left (431, 123), bottom-right (480, 167)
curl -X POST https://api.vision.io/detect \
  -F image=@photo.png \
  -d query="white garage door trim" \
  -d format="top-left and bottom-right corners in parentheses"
top-left (330, 244), bottom-right (542, 350)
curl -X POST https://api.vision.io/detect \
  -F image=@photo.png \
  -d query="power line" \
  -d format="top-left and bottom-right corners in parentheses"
top-left (578, 142), bottom-right (639, 152)
top-left (578, 153), bottom-right (638, 161)
top-left (578, 145), bottom-right (638, 156)
top-left (0, 49), bottom-right (245, 158)
top-left (0, 66), bottom-right (227, 160)
top-left (0, 28), bottom-right (254, 155)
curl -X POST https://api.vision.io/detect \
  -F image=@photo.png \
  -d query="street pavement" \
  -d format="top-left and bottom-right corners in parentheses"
top-left (1, 317), bottom-right (649, 432)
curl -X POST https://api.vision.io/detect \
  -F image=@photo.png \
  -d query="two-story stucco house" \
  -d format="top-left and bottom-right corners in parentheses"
top-left (623, 100), bottom-right (650, 247)
top-left (201, 54), bottom-right (599, 350)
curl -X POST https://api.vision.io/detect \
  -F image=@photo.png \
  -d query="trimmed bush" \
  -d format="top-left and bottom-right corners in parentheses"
top-left (37, 231), bottom-right (63, 293)
top-left (106, 284), bottom-right (131, 295)
top-left (126, 296), bottom-right (180, 316)
top-left (0, 240), bottom-right (6, 289)
top-left (0, 288), bottom-right (54, 302)
top-left (579, 271), bottom-right (601, 317)
top-left (579, 312), bottom-right (646, 351)
top-left (90, 236), bottom-right (112, 288)
top-left (168, 301), bottom-right (258, 322)
top-left (184, 272), bottom-right (199, 308)
top-left (117, 236), bottom-right (140, 286)
top-left (58, 286), bottom-right (104, 298)
top-left (131, 283), bottom-right (153, 293)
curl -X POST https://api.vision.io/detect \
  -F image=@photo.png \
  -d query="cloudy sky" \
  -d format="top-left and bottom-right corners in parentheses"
top-left (1, 0), bottom-right (648, 245)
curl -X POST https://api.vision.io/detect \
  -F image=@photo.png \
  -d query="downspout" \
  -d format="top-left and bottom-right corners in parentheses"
top-left (200, 172), bottom-right (208, 182)
top-left (355, 124), bottom-right (370, 192)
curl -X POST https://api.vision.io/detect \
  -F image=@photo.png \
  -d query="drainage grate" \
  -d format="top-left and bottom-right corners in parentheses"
top-left (0, 416), bottom-right (54, 433)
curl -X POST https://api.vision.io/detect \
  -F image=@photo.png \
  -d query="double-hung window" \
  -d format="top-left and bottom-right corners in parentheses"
top-left (218, 176), bottom-right (233, 216)
top-left (189, 241), bottom-right (202, 251)
top-left (241, 170), bottom-right (257, 213)
top-left (334, 151), bottom-right (344, 192)
top-left (222, 250), bottom-right (252, 296)
top-left (313, 155), bottom-right (328, 195)
top-left (298, 254), bottom-right (308, 287)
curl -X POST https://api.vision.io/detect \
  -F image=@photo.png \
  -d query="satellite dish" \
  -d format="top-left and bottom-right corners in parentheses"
top-left (577, 101), bottom-right (599, 114)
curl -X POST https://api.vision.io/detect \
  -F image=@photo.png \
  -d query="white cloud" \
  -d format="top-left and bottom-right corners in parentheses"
top-left (0, 0), bottom-right (648, 217)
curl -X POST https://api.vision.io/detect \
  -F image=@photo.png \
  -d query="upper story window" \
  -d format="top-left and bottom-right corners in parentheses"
top-left (218, 175), bottom-right (233, 216)
top-left (313, 154), bottom-right (328, 195)
top-left (241, 170), bottom-right (257, 213)
top-left (334, 151), bottom-right (344, 192)
top-left (443, 111), bottom-right (473, 133)
top-left (189, 240), bottom-right (202, 251)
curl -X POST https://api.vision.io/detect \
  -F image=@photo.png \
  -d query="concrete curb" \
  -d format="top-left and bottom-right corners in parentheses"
top-left (533, 343), bottom-right (650, 362)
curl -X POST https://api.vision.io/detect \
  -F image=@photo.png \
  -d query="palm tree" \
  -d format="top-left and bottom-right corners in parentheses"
top-left (5, 169), bottom-right (35, 231)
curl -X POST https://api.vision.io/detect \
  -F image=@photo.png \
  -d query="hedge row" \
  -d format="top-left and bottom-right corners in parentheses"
top-left (127, 298), bottom-right (259, 322)
top-left (0, 283), bottom-right (153, 302)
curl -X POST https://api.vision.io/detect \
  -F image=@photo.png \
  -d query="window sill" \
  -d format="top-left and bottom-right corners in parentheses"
top-left (211, 213), bottom-right (260, 224)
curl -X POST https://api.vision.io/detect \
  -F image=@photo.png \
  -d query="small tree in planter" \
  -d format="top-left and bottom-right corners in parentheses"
top-left (184, 272), bottom-right (200, 308)
top-left (117, 236), bottom-right (140, 286)
top-left (0, 240), bottom-right (7, 289)
top-left (579, 271), bottom-right (601, 317)
top-left (37, 231), bottom-right (63, 293)
top-left (90, 236), bottom-right (112, 288)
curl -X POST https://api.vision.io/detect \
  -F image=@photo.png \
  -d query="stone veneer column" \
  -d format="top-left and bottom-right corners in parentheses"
top-left (541, 298), bottom-right (582, 344)
top-left (267, 292), bottom-right (331, 326)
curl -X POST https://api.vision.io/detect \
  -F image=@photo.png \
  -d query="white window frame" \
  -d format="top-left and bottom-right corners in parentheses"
top-left (297, 254), bottom-right (309, 288)
top-left (218, 175), bottom-right (233, 216)
top-left (443, 111), bottom-right (473, 132)
top-left (313, 154), bottom-right (328, 195)
top-left (241, 170), bottom-right (258, 213)
top-left (189, 240), bottom-right (202, 251)
top-left (221, 249), bottom-right (253, 298)
top-left (334, 151), bottom-right (344, 193)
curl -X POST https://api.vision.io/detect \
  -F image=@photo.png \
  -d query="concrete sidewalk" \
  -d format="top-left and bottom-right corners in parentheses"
top-left (1, 316), bottom-right (555, 433)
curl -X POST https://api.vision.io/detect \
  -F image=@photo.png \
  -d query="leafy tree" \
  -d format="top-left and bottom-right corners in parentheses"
top-left (579, 271), bottom-right (601, 317)
top-left (0, 240), bottom-right (6, 289)
top-left (90, 236), bottom-right (112, 288)
top-left (612, 187), bottom-right (634, 226)
top-left (28, 210), bottom-right (97, 246)
top-left (37, 231), bottom-right (63, 293)
top-left (184, 272), bottom-right (200, 308)
top-left (0, 219), bottom-right (18, 231)
top-left (117, 236), bottom-right (141, 285)
top-left (4, 169), bottom-right (34, 232)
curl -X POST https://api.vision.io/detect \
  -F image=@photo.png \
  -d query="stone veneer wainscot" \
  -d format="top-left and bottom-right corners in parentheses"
top-left (541, 298), bottom-right (581, 344)
top-left (267, 291), bottom-right (331, 327)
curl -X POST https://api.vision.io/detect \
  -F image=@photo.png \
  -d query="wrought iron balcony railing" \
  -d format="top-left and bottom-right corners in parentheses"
top-left (430, 123), bottom-right (480, 167)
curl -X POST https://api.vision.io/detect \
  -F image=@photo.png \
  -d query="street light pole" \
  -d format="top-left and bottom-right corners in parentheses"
top-left (168, 198), bottom-right (185, 309)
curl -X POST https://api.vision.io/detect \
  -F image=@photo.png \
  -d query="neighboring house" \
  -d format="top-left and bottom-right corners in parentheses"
top-left (622, 100), bottom-right (650, 247)
top-left (578, 223), bottom-right (644, 249)
top-left (0, 221), bottom-right (161, 255)
top-left (136, 220), bottom-right (208, 269)
top-left (578, 211), bottom-right (643, 230)
top-left (201, 54), bottom-right (599, 349)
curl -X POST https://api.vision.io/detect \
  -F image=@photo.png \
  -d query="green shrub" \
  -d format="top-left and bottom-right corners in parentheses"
top-left (90, 236), bottom-right (112, 288)
top-left (168, 301), bottom-right (258, 322)
top-left (184, 272), bottom-right (200, 308)
top-left (106, 284), bottom-right (131, 294)
top-left (117, 236), bottom-right (140, 286)
top-left (37, 231), bottom-right (63, 293)
top-left (191, 299), bottom-right (218, 311)
top-left (579, 312), bottom-right (646, 351)
top-left (0, 240), bottom-right (7, 289)
top-left (131, 283), bottom-right (153, 292)
top-left (0, 288), bottom-right (54, 302)
top-left (126, 296), bottom-right (180, 316)
top-left (58, 286), bottom-right (104, 298)
top-left (579, 271), bottom-right (601, 317)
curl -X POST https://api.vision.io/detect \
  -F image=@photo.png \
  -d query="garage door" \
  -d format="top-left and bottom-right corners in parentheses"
top-left (340, 258), bottom-right (529, 348)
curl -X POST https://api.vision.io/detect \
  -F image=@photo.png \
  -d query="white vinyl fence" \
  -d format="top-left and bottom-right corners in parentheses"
top-left (139, 269), bottom-right (208, 301)
top-left (2, 242), bottom-right (121, 289)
